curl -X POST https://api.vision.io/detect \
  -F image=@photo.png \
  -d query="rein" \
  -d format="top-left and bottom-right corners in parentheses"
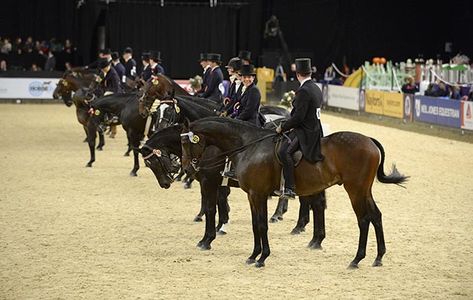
top-left (182, 132), bottom-right (277, 171)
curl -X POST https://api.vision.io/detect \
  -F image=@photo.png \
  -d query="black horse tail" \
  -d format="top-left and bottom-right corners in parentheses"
top-left (371, 138), bottom-right (409, 188)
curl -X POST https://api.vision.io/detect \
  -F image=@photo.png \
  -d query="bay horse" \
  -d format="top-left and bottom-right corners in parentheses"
top-left (139, 94), bottom-right (326, 246)
top-left (146, 93), bottom-right (321, 233)
top-left (180, 117), bottom-right (408, 268)
top-left (86, 74), bottom-right (175, 175)
top-left (140, 124), bottom-right (326, 250)
top-left (53, 68), bottom-right (106, 149)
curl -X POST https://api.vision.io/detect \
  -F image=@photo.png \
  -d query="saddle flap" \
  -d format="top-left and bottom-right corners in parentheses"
top-left (274, 137), bottom-right (303, 167)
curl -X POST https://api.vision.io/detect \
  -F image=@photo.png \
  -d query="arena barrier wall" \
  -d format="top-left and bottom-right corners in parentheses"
top-left (326, 84), bottom-right (359, 111)
top-left (414, 96), bottom-right (461, 128)
top-left (364, 89), bottom-right (404, 119)
top-left (461, 101), bottom-right (473, 130)
top-left (0, 78), bottom-right (60, 99)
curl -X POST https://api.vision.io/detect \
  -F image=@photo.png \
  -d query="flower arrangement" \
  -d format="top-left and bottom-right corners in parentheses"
top-left (189, 75), bottom-right (203, 91)
top-left (280, 90), bottom-right (295, 108)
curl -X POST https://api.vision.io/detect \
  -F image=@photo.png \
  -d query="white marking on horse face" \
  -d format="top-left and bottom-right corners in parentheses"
top-left (159, 103), bottom-right (170, 123)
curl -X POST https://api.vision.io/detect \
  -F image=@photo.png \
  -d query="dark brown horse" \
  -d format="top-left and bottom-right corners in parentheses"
top-left (181, 117), bottom-right (408, 268)
top-left (53, 68), bottom-right (106, 149)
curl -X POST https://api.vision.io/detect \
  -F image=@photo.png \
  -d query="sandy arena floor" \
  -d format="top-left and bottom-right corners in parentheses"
top-left (1, 104), bottom-right (472, 299)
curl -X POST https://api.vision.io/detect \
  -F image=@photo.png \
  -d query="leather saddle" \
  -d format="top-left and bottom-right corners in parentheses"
top-left (274, 136), bottom-right (303, 167)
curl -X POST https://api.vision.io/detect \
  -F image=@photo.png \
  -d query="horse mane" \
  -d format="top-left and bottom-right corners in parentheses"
top-left (176, 97), bottom-right (216, 119)
top-left (147, 124), bottom-right (183, 148)
top-left (191, 116), bottom-right (273, 137)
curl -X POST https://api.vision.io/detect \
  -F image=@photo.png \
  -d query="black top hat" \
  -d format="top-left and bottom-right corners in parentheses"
top-left (141, 52), bottom-right (151, 61)
top-left (207, 53), bottom-right (222, 63)
top-left (97, 57), bottom-right (111, 69)
top-left (198, 53), bottom-right (209, 62)
top-left (123, 47), bottom-right (133, 54)
top-left (295, 58), bottom-right (312, 74)
top-left (149, 51), bottom-right (162, 62)
top-left (239, 64), bottom-right (256, 76)
top-left (99, 48), bottom-right (111, 55)
top-left (238, 50), bottom-right (251, 62)
top-left (226, 57), bottom-right (242, 71)
top-left (111, 51), bottom-right (120, 61)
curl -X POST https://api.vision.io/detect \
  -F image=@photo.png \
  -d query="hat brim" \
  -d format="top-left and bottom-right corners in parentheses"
top-left (239, 72), bottom-right (256, 76)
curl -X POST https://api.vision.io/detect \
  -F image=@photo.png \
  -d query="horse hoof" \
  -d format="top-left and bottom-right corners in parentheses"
top-left (83, 138), bottom-right (87, 143)
top-left (308, 241), bottom-right (322, 250)
top-left (124, 152), bottom-right (130, 157)
top-left (269, 216), bottom-right (279, 223)
top-left (97, 146), bottom-right (103, 151)
top-left (372, 260), bottom-right (383, 267)
top-left (290, 227), bottom-right (305, 235)
top-left (348, 262), bottom-right (359, 269)
top-left (183, 183), bottom-right (192, 189)
top-left (217, 230), bottom-right (227, 236)
top-left (199, 243), bottom-right (211, 251)
top-left (255, 261), bottom-right (265, 268)
top-left (196, 241), bottom-right (203, 248)
top-left (193, 216), bottom-right (203, 222)
top-left (129, 171), bottom-right (138, 177)
top-left (246, 258), bottom-right (256, 265)
top-left (86, 162), bottom-right (93, 168)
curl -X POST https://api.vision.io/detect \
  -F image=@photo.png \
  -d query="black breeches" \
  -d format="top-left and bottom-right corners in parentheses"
top-left (278, 133), bottom-right (299, 189)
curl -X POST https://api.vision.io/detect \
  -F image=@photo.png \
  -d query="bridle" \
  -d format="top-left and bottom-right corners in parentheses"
top-left (141, 144), bottom-right (180, 180)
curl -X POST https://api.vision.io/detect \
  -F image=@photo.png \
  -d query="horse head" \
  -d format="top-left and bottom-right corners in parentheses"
top-left (139, 74), bottom-right (175, 116)
top-left (53, 78), bottom-right (74, 107)
top-left (140, 126), bottom-right (182, 188)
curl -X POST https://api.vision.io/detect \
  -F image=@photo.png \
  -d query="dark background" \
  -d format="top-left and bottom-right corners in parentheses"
top-left (1, 0), bottom-right (472, 78)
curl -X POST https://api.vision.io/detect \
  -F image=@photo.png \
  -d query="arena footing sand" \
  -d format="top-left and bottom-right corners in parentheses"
top-left (1, 104), bottom-right (472, 299)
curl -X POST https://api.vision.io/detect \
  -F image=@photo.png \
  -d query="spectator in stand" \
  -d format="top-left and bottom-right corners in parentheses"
top-left (1, 38), bottom-right (12, 54)
top-left (44, 50), bottom-right (56, 71)
top-left (0, 60), bottom-right (7, 72)
top-left (437, 81), bottom-right (449, 98)
top-left (12, 37), bottom-right (22, 52)
top-left (287, 63), bottom-right (297, 81)
top-left (65, 62), bottom-right (72, 71)
top-left (401, 76), bottom-right (419, 94)
top-left (31, 63), bottom-right (40, 71)
top-left (450, 85), bottom-right (461, 100)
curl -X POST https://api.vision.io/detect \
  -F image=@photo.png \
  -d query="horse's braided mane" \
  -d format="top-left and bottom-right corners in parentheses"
top-left (192, 116), bottom-right (273, 135)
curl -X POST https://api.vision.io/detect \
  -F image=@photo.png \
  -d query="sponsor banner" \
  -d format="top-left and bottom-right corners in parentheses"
top-left (0, 78), bottom-right (60, 99)
top-left (461, 101), bottom-right (473, 130)
top-left (327, 84), bottom-right (359, 111)
top-left (403, 93), bottom-right (414, 121)
top-left (365, 90), bottom-right (384, 115)
top-left (382, 92), bottom-right (403, 118)
top-left (365, 89), bottom-right (405, 119)
top-left (414, 96), bottom-right (461, 128)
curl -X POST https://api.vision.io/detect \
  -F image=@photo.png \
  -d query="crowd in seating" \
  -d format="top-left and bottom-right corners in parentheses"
top-left (0, 36), bottom-right (80, 72)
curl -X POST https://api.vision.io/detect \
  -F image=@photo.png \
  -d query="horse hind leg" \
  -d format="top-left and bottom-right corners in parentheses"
top-left (270, 196), bottom-right (288, 223)
top-left (370, 199), bottom-right (386, 267)
top-left (308, 192), bottom-right (326, 249)
top-left (291, 197), bottom-right (310, 235)
top-left (344, 184), bottom-right (371, 269)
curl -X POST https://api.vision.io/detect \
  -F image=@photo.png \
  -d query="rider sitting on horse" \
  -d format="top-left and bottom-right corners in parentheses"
top-left (276, 58), bottom-right (324, 199)
top-left (219, 57), bottom-right (243, 117)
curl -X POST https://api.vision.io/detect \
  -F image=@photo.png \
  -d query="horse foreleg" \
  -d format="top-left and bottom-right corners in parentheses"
top-left (308, 192), bottom-right (327, 249)
top-left (97, 131), bottom-right (105, 151)
top-left (128, 131), bottom-right (140, 176)
top-left (246, 192), bottom-right (270, 268)
top-left (193, 193), bottom-right (205, 222)
top-left (196, 180), bottom-right (217, 250)
top-left (270, 196), bottom-right (288, 223)
top-left (291, 197), bottom-right (310, 235)
top-left (86, 120), bottom-right (97, 167)
top-left (82, 125), bottom-right (88, 143)
top-left (216, 186), bottom-right (230, 234)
